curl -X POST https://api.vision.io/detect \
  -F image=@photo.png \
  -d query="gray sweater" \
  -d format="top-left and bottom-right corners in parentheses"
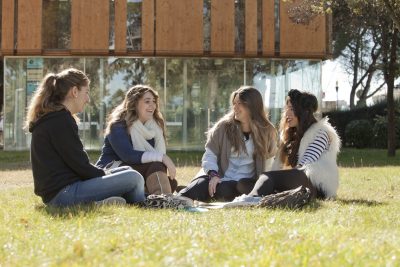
top-left (195, 121), bottom-right (276, 179)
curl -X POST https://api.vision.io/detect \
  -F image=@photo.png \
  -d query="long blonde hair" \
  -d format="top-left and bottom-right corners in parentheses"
top-left (105, 85), bottom-right (166, 138)
top-left (25, 68), bottom-right (89, 130)
top-left (208, 86), bottom-right (277, 159)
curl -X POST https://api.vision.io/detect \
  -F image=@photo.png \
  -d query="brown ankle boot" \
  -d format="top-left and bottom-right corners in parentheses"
top-left (146, 172), bottom-right (172, 195)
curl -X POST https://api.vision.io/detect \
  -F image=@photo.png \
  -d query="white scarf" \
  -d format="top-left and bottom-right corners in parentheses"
top-left (130, 119), bottom-right (166, 153)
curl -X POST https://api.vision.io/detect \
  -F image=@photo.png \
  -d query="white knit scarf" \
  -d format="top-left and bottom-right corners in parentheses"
top-left (130, 119), bottom-right (166, 153)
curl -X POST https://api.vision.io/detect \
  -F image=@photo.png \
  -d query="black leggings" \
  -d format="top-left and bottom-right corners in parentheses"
top-left (179, 175), bottom-right (254, 202)
top-left (248, 169), bottom-right (318, 198)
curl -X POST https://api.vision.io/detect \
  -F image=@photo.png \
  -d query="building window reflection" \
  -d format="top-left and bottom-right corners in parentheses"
top-left (127, 0), bottom-right (142, 52)
top-left (42, 0), bottom-right (71, 50)
top-left (3, 57), bottom-right (321, 151)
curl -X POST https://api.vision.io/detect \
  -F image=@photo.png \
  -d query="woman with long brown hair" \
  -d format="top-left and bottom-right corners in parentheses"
top-left (96, 85), bottom-right (177, 195)
top-left (247, 89), bottom-right (341, 200)
top-left (178, 86), bottom-right (277, 202)
top-left (26, 68), bottom-right (145, 206)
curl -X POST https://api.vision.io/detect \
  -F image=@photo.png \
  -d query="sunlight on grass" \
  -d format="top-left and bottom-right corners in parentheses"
top-left (0, 166), bottom-right (400, 266)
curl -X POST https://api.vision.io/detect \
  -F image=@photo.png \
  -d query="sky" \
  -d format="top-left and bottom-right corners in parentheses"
top-left (321, 60), bottom-right (352, 104)
top-left (322, 59), bottom-right (400, 106)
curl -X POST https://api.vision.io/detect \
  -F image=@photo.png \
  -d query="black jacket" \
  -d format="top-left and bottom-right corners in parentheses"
top-left (29, 109), bottom-right (105, 203)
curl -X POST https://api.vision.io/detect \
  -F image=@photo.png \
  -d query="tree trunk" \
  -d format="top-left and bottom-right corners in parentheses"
top-left (382, 23), bottom-right (398, 157)
top-left (349, 35), bottom-right (361, 109)
top-left (386, 27), bottom-right (398, 157)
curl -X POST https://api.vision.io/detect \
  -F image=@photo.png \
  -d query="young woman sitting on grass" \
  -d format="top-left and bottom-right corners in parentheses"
top-left (247, 89), bottom-right (341, 200)
top-left (96, 85), bottom-right (178, 195)
top-left (26, 68), bottom-right (146, 207)
top-left (178, 86), bottom-right (277, 202)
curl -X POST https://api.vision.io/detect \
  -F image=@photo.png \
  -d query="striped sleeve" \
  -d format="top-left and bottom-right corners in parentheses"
top-left (298, 129), bottom-right (330, 167)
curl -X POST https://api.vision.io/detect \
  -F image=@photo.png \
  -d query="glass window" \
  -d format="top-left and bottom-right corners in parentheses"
top-left (235, 0), bottom-right (245, 53)
top-left (245, 59), bottom-right (322, 124)
top-left (42, 0), bottom-right (71, 50)
top-left (4, 58), bottom-right (27, 150)
top-left (3, 57), bottom-right (83, 150)
top-left (203, 0), bottom-right (211, 53)
top-left (3, 57), bottom-right (322, 151)
top-left (109, 0), bottom-right (115, 50)
top-left (165, 58), bottom-right (244, 149)
top-left (127, 0), bottom-right (142, 52)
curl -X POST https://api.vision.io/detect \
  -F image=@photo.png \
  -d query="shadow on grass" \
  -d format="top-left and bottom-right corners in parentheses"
top-left (35, 203), bottom-right (110, 219)
top-left (336, 198), bottom-right (385, 206)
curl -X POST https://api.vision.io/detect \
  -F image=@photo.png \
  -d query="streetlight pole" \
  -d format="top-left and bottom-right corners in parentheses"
top-left (336, 81), bottom-right (339, 110)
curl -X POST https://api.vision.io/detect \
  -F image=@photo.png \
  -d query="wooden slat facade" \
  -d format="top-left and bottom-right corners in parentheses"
top-left (211, 0), bottom-right (235, 55)
top-left (155, 0), bottom-right (203, 55)
top-left (71, 0), bottom-right (109, 54)
top-left (0, 0), bottom-right (331, 59)
top-left (17, 0), bottom-right (42, 55)
top-left (1, 0), bottom-right (15, 55)
top-left (279, 0), bottom-right (327, 58)
top-left (142, 0), bottom-right (154, 55)
top-left (114, 0), bottom-right (127, 54)
top-left (262, 0), bottom-right (275, 56)
top-left (245, 0), bottom-right (258, 56)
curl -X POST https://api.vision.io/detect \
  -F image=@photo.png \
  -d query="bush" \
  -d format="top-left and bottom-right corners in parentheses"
top-left (372, 115), bottom-right (400, 148)
top-left (345, 120), bottom-right (374, 148)
top-left (324, 100), bottom-right (400, 147)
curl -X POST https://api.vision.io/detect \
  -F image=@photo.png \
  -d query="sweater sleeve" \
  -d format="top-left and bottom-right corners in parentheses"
top-left (107, 123), bottom-right (145, 165)
top-left (50, 114), bottom-right (105, 180)
top-left (298, 129), bottom-right (330, 167)
top-left (201, 148), bottom-right (219, 173)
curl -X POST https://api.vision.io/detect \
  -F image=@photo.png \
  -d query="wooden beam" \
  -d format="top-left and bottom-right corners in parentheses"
top-left (245, 0), bottom-right (258, 56)
top-left (262, 0), bottom-right (275, 56)
top-left (142, 0), bottom-right (154, 55)
top-left (1, 0), bottom-right (15, 55)
top-left (71, 0), bottom-right (109, 55)
top-left (279, 0), bottom-right (327, 58)
top-left (115, 0), bottom-right (127, 54)
top-left (211, 0), bottom-right (234, 55)
top-left (156, 0), bottom-right (203, 55)
top-left (17, 0), bottom-right (42, 55)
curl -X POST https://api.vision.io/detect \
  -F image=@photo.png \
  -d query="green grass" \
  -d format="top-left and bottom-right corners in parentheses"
top-left (0, 150), bottom-right (204, 170)
top-left (1, 167), bottom-right (399, 266)
top-left (0, 148), bottom-right (398, 170)
top-left (0, 149), bottom-right (399, 266)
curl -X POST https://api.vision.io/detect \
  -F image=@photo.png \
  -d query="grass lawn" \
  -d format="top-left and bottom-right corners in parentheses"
top-left (0, 149), bottom-right (399, 266)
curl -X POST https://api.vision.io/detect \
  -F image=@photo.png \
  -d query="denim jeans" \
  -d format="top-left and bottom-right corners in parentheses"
top-left (47, 166), bottom-right (146, 207)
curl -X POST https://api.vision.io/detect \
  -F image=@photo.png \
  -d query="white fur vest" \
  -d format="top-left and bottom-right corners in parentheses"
top-left (272, 117), bottom-right (341, 198)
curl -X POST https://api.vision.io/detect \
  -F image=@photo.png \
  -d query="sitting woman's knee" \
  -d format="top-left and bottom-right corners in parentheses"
top-left (126, 170), bottom-right (145, 188)
top-left (236, 178), bottom-right (256, 195)
top-left (146, 162), bottom-right (167, 176)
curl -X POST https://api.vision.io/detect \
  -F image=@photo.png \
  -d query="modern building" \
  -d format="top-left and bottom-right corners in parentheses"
top-left (1, 0), bottom-right (331, 151)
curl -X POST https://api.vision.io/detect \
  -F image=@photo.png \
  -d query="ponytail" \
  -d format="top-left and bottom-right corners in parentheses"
top-left (25, 68), bottom-right (89, 130)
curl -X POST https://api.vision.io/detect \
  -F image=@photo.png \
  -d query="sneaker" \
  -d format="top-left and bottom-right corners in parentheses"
top-left (175, 185), bottom-right (186, 193)
top-left (95, 196), bottom-right (126, 206)
top-left (144, 194), bottom-right (194, 209)
top-left (222, 194), bottom-right (262, 208)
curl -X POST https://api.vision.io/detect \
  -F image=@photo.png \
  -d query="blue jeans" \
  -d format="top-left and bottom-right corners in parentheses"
top-left (47, 166), bottom-right (146, 207)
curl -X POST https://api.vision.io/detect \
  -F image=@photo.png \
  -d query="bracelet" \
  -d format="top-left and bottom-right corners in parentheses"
top-left (207, 170), bottom-right (220, 179)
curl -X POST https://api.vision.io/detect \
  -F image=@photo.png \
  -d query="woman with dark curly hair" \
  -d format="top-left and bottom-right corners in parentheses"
top-left (248, 89), bottom-right (341, 200)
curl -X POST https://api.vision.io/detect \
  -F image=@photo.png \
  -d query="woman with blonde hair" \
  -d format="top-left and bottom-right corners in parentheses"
top-left (96, 85), bottom-right (177, 195)
top-left (26, 68), bottom-right (145, 206)
top-left (178, 86), bottom-right (277, 202)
